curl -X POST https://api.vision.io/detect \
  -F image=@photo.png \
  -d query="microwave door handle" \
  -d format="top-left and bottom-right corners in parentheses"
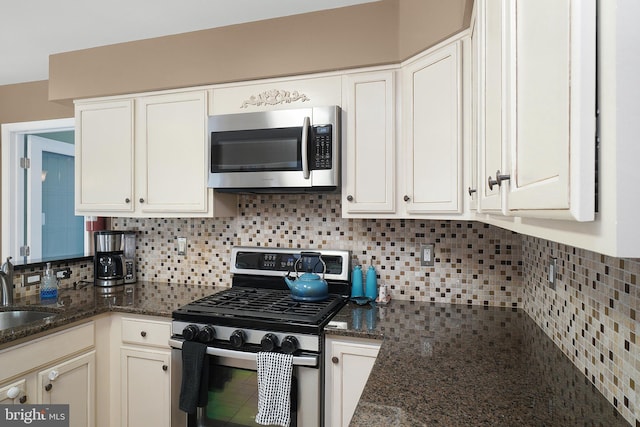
top-left (301, 116), bottom-right (311, 179)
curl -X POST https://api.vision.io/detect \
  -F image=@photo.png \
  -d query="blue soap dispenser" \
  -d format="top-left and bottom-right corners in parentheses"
top-left (351, 265), bottom-right (364, 298)
top-left (365, 264), bottom-right (378, 301)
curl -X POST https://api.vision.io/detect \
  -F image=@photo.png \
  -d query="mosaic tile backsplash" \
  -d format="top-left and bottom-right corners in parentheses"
top-left (12, 193), bottom-right (639, 425)
top-left (521, 236), bottom-right (639, 426)
top-left (113, 194), bottom-right (523, 307)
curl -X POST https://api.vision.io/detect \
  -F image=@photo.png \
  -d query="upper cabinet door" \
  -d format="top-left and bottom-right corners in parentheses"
top-left (342, 71), bottom-right (396, 215)
top-left (136, 91), bottom-right (209, 214)
top-left (477, 0), bottom-right (506, 213)
top-left (505, 0), bottom-right (596, 221)
top-left (75, 100), bottom-right (135, 213)
top-left (403, 41), bottom-right (462, 214)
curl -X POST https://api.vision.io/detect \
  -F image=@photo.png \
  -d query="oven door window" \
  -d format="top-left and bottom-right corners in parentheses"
top-left (211, 127), bottom-right (304, 173)
top-left (197, 364), bottom-right (297, 427)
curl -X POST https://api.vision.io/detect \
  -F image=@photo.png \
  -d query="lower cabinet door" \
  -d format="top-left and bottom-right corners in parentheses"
top-left (325, 337), bottom-right (381, 427)
top-left (38, 350), bottom-right (96, 427)
top-left (120, 347), bottom-right (171, 427)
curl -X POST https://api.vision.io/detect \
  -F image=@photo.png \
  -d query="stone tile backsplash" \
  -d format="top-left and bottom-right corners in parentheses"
top-left (521, 236), bottom-right (639, 426)
top-left (113, 194), bottom-right (523, 307)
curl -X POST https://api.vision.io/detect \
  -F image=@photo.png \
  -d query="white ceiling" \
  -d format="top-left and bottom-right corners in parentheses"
top-left (0, 0), bottom-right (379, 86)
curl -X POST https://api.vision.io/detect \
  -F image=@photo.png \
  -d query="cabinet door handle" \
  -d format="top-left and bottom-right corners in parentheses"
top-left (468, 187), bottom-right (477, 196)
top-left (162, 364), bottom-right (168, 371)
top-left (487, 176), bottom-right (499, 191)
top-left (139, 198), bottom-right (145, 203)
top-left (140, 331), bottom-right (147, 337)
top-left (45, 384), bottom-right (53, 392)
top-left (125, 198), bottom-right (131, 203)
top-left (496, 170), bottom-right (511, 186)
top-left (19, 396), bottom-right (27, 404)
top-left (403, 195), bottom-right (410, 202)
top-left (346, 195), bottom-right (354, 202)
top-left (331, 356), bottom-right (339, 364)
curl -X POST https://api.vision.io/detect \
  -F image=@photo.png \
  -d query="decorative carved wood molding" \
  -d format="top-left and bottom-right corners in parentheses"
top-left (240, 89), bottom-right (310, 108)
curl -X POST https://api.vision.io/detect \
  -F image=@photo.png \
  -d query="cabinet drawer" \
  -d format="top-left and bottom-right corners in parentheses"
top-left (0, 322), bottom-right (94, 381)
top-left (121, 318), bottom-right (171, 348)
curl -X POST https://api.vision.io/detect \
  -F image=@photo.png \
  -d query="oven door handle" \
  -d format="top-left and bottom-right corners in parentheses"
top-left (168, 339), bottom-right (319, 367)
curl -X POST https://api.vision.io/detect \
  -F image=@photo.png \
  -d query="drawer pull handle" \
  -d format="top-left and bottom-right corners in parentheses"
top-left (141, 331), bottom-right (147, 337)
top-left (45, 384), bottom-right (53, 392)
top-left (162, 365), bottom-right (168, 371)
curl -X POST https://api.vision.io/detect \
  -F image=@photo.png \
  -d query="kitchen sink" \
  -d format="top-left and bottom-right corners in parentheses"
top-left (0, 310), bottom-right (57, 330)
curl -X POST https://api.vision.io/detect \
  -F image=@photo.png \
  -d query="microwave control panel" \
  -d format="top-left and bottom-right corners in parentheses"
top-left (311, 125), bottom-right (332, 170)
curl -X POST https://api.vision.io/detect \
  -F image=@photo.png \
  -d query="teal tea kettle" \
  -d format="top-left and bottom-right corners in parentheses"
top-left (284, 253), bottom-right (328, 302)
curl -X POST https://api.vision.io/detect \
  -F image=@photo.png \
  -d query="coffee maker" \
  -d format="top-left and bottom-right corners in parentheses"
top-left (94, 231), bottom-right (137, 287)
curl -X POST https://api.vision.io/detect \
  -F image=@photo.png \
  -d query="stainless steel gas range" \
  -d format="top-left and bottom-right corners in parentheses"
top-left (169, 246), bottom-right (351, 427)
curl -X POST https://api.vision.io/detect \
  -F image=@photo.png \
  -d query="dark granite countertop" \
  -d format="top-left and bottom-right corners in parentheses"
top-left (1, 287), bottom-right (631, 426)
top-left (328, 300), bottom-right (631, 427)
top-left (0, 281), bottom-right (227, 347)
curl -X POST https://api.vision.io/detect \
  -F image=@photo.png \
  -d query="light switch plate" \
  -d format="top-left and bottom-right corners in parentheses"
top-left (177, 237), bottom-right (187, 256)
top-left (420, 244), bottom-right (435, 266)
top-left (549, 257), bottom-right (557, 290)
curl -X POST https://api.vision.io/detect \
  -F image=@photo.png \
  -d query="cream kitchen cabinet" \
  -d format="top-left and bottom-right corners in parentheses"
top-left (75, 99), bottom-right (134, 213)
top-left (37, 351), bottom-right (96, 427)
top-left (472, 0), bottom-right (596, 221)
top-left (473, 0), bottom-right (506, 213)
top-left (324, 335), bottom-right (381, 427)
top-left (342, 34), bottom-right (466, 218)
top-left (341, 70), bottom-right (397, 215)
top-left (116, 315), bottom-right (172, 427)
top-left (402, 39), bottom-right (463, 215)
top-left (0, 322), bottom-right (95, 426)
top-left (504, 0), bottom-right (595, 221)
top-left (75, 90), bottom-right (236, 218)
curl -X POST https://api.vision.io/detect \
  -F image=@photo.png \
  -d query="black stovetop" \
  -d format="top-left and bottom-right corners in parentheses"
top-left (172, 286), bottom-right (347, 334)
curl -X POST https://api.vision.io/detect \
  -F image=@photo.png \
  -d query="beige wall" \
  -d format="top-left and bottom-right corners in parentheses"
top-left (398, 0), bottom-right (473, 59)
top-left (49, 0), bottom-right (470, 101)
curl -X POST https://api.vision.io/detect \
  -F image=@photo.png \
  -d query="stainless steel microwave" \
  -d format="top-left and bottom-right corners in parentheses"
top-left (207, 106), bottom-right (340, 192)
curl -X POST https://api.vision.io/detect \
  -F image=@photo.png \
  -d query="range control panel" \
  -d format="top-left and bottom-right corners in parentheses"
top-left (231, 247), bottom-right (350, 281)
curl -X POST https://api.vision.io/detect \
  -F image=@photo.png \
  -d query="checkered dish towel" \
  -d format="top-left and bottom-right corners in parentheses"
top-left (255, 352), bottom-right (294, 427)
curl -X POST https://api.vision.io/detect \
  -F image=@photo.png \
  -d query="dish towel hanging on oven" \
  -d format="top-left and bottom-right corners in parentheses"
top-left (179, 341), bottom-right (209, 414)
top-left (255, 351), bottom-right (294, 427)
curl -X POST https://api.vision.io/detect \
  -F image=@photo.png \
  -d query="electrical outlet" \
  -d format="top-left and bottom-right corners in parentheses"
top-left (55, 267), bottom-right (72, 279)
top-left (549, 257), bottom-right (557, 290)
top-left (22, 272), bottom-right (42, 287)
top-left (420, 244), bottom-right (435, 266)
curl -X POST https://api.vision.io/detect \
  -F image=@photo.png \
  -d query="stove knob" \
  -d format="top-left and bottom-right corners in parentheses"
top-left (281, 336), bottom-right (299, 355)
top-left (182, 324), bottom-right (200, 341)
top-left (198, 325), bottom-right (216, 343)
top-left (260, 333), bottom-right (279, 352)
top-left (230, 330), bottom-right (246, 348)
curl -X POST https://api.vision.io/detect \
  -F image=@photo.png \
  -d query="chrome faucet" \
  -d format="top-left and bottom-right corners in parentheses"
top-left (0, 256), bottom-right (14, 306)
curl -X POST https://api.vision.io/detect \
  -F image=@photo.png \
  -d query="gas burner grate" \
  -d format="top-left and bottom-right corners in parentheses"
top-left (174, 287), bottom-right (345, 325)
